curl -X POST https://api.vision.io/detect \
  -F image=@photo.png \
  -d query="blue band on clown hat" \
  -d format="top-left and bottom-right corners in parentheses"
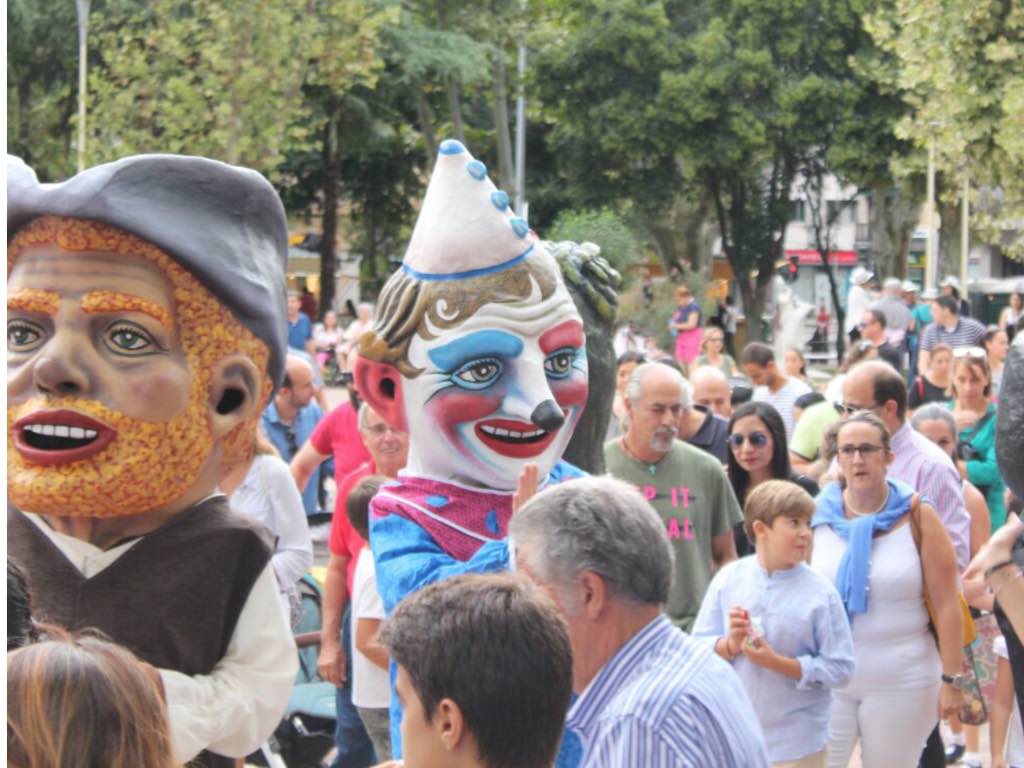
top-left (402, 140), bottom-right (542, 281)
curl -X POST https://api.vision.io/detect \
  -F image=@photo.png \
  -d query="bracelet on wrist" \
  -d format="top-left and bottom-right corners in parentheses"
top-left (984, 559), bottom-right (1017, 579)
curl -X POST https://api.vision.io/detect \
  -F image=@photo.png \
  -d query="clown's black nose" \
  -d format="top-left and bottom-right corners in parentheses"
top-left (531, 400), bottom-right (565, 432)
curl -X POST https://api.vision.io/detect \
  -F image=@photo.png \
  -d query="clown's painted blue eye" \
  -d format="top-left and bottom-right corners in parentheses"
top-left (452, 357), bottom-right (503, 389)
top-left (544, 347), bottom-right (578, 379)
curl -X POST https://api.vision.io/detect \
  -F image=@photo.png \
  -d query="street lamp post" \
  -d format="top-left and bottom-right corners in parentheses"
top-left (75, 0), bottom-right (91, 172)
top-left (924, 135), bottom-right (937, 292)
top-left (513, 0), bottom-right (527, 217)
top-left (960, 171), bottom-right (969, 294)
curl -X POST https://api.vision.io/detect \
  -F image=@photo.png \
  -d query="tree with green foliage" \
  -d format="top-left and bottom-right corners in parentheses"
top-left (85, 0), bottom-right (394, 315)
top-left (87, 0), bottom-right (313, 170)
top-left (547, 207), bottom-right (644, 284)
top-left (385, 1), bottom-right (493, 163)
top-left (299, 0), bottom-right (398, 316)
top-left (867, 0), bottom-right (1024, 257)
top-left (7, 0), bottom-right (80, 180)
top-left (532, 0), bottom-right (909, 341)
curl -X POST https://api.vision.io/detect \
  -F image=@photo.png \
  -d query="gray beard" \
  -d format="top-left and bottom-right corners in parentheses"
top-left (650, 431), bottom-right (677, 453)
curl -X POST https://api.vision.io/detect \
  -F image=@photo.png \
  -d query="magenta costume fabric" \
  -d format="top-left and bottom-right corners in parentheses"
top-left (369, 459), bottom-right (584, 615)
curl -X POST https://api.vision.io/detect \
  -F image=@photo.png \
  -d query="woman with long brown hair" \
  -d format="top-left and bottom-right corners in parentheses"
top-left (948, 350), bottom-right (1006, 531)
top-left (908, 343), bottom-right (953, 411)
top-left (8, 629), bottom-right (177, 768)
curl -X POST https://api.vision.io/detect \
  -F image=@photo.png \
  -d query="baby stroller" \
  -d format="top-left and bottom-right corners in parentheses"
top-left (248, 576), bottom-right (337, 768)
top-left (320, 347), bottom-right (347, 388)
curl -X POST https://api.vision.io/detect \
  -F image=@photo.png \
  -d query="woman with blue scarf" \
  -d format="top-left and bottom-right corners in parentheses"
top-left (811, 411), bottom-right (963, 768)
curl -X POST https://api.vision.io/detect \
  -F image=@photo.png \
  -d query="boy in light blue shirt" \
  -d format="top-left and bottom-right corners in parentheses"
top-left (693, 480), bottom-right (854, 767)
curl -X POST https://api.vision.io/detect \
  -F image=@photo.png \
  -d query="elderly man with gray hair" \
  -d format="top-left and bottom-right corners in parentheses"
top-left (510, 476), bottom-right (768, 767)
top-left (604, 362), bottom-right (741, 631)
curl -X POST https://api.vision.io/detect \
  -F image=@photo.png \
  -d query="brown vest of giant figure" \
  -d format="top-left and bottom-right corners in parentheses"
top-left (8, 496), bottom-right (274, 768)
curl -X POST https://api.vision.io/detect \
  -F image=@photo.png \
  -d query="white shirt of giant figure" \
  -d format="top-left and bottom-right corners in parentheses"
top-left (402, 276), bottom-right (588, 491)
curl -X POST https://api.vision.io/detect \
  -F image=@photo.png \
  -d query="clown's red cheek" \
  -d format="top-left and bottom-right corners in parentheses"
top-left (551, 377), bottom-right (589, 409)
top-left (425, 389), bottom-right (504, 426)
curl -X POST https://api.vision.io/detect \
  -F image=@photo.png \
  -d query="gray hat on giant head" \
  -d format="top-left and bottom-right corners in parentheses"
top-left (6, 154), bottom-right (289, 387)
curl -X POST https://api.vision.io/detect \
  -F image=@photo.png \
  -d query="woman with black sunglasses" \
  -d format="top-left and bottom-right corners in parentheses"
top-left (727, 401), bottom-right (819, 555)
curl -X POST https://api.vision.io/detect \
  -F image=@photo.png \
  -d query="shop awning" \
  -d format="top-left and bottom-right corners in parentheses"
top-left (785, 249), bottom-right (858, 266)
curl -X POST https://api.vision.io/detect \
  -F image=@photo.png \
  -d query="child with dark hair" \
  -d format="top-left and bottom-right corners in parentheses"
top-left (378, 573), bottom-right (573, 768)
top-left (345, 474), bottom-right (392, 761)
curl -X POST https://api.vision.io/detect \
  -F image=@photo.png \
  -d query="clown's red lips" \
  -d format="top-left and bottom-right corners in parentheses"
top-left (475, 417), bottom-right (559, 459)
top-left (12, 409), bottom-right (116, 466)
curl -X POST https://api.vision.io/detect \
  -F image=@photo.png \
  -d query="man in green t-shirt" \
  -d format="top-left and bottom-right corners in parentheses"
top-left (605, 363), bottom-right (741, 631)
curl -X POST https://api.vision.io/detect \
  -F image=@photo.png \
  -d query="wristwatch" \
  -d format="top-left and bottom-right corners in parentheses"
top-left (941, 672), bottom-right (968, 687)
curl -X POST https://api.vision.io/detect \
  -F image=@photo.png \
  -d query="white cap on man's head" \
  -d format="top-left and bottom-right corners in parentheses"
top-left (902, 280), bottom-right (918, 293)
top-left (940, 275), bottom-right (961, 290)
top-left (850, 266), bottom-right (873, 286)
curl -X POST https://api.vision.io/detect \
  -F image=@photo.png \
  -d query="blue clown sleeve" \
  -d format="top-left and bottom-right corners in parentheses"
top-left (369, 510), bottom-right (510, 616)
top-left (371, 507), bottom-right (510, 757)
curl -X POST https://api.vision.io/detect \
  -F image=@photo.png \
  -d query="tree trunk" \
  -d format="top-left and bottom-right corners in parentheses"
top-left (415, 86), bottom-right (437, 161)
top-left (938, 200), bottom-right (959, 280)
top-left (319, 106), bottom-right (340, 319)
top-left (17, 79), bottom-right (32, 165)
top-left (677, 195), bottom-right (708, 273)
top-left (643, 218), bottom-right (685, 276)
top-left (822, 263), bottom-right (846, 361)
top-left (735, 268), bottom-right (764, 343)
top-left (446, 78), bottom-right (465, 144)
top-left (492, 51), bottom-right (514, 190)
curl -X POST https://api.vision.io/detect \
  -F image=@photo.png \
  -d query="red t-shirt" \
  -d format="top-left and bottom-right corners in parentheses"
top-left (310, 401), bottom-right (372, 486)
top-left (328, 460), bottom-right (375, 592)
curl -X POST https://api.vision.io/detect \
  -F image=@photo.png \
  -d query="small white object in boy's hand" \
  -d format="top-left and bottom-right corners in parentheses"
top-left (746, 616), bottom-right (765, 647)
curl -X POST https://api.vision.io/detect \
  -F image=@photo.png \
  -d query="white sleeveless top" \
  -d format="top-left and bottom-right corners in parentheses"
top-left (812, 522), bottom-right (940, 691)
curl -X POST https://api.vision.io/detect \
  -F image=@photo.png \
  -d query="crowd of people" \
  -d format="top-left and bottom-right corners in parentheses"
top-left (602, 271), bottom-right (1022, 767)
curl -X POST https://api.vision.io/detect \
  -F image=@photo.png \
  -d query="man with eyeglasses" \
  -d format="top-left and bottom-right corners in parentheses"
top-left (918, 294), bottom-right (986, 376)
top-left (605, 363), bottom-right (741, 631)
top-left (261, 354), bottom-right (325, 516)
top-left (839, 360), bottom-right (970, 572)
top-left (319, 403), bottom-right (409, 768)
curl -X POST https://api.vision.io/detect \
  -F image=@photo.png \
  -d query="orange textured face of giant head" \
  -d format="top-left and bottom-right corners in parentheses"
top-left (7, 217), bottom-right (271, 518)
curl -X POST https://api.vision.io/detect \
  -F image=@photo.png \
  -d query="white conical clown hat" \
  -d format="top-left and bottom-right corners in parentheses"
top-left (402, 140), bottom-right (538, 280)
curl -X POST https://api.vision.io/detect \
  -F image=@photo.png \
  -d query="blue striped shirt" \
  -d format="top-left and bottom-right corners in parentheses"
top-left (567, 615), bottom-right (769, 767)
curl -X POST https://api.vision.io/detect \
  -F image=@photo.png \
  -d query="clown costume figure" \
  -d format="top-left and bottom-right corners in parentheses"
top-left (354, 140), bottom-right (588, 755)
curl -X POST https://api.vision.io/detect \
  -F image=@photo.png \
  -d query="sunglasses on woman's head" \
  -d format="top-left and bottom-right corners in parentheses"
top-left (729, 432), bottom-right (769, 448)
top-left (952, 346), bottom-right (986, 359)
